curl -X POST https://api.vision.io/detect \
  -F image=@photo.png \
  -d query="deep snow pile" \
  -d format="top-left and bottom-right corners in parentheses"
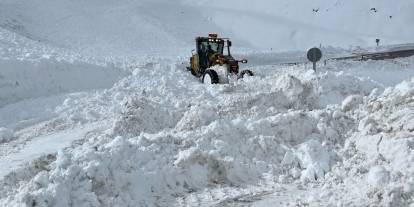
top-left (310, 78), bottom-right (414, 206)
top-left (1, 56), bottom-right (413, 206)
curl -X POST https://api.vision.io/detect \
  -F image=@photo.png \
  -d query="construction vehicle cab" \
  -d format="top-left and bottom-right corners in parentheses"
top-left (187, 33), bottom-right (253, 84)
top-left (195, 34), bottom-right (226, 71)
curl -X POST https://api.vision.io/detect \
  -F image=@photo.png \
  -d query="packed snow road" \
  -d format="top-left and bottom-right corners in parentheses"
top-left (1, 55), bottom-right (414, 206)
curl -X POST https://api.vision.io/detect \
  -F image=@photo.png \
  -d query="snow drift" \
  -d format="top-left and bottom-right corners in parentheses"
top-left (2, 56), bottom-right (414, 206)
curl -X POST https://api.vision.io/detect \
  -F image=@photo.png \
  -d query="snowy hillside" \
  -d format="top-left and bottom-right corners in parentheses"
top-left (191, 0), bottom-right (414, 50)
top-left (1, 0), bottom-right (413, 54)
top-left (1, 0), bottom-right (414, 207)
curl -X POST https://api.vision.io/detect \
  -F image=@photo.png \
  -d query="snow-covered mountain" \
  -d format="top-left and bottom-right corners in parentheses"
top-left (191, 0), bottom-right (414, 50)
top-left (0, 0), bottom-right (414, 207)
top-left (1, 0), bottom-right (413, 54)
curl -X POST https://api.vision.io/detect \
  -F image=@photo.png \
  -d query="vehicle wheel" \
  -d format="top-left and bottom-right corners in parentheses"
top-left (202, 69), bottom-right (219, 84)
top-left (240, 70), bottom-right (254, 78)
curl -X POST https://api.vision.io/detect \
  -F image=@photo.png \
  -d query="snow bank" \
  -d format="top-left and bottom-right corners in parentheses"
top-left (0, 60), bottom-right (386, 206)
top-left (1, 56), bottom-right (414, 206)
top-left (296, 140), bottom-right (333, 183)
top-left (176, 105), bottom-right (218, 131)
top-left (0, 57), bottom-right (129, 107)
top-left (294, 77), bottom-right (414, 206)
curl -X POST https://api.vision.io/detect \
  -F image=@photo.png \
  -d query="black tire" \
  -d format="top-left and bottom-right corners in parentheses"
top-left (240, 70), bottom-right (254, 78)
top-left (202, 69), bottom-right (219, 84)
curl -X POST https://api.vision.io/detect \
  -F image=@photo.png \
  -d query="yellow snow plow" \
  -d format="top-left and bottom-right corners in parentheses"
top-left (187, 33), bottom-right (253, 84)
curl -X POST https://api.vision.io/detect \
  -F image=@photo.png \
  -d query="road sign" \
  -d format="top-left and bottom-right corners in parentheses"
top-left (307, 47), bottom-right (322, 71)
top-left (307, 48), bottom-right (322, 62)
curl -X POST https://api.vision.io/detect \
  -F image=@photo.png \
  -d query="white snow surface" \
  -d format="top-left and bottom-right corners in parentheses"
top-left (0, 0), bottom-right (414, 207)
top-left (1, 0), bottom-right (414, 54)
top-left (1, 58), bottom-right (414, 206)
